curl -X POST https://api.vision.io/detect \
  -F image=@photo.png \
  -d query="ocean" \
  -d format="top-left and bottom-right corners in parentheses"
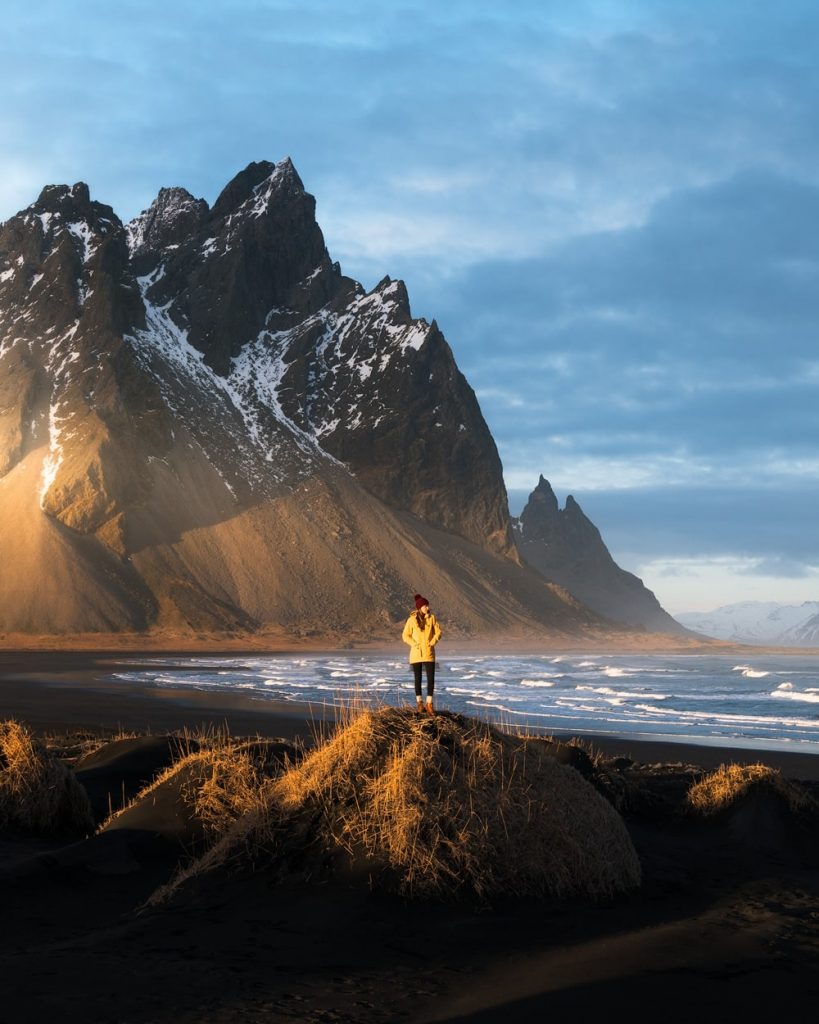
top-left (108, 651), bottom-right (819, 754)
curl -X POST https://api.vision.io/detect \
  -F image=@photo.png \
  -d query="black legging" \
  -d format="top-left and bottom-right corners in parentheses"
top-left (413, 661), bottom-right (435, 698)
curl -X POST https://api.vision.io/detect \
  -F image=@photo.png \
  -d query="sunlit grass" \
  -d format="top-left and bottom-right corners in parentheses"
top-left (152, 703), bottom-right (641, 905)
top-left (687, 762), bottom-right (815, 816)
top-left (0, 720), bottom-right (94, 836)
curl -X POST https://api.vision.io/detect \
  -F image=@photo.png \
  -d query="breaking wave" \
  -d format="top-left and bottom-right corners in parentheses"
top-left (733, 665), bottom-right (770, 678)
top-left (108, 651), bottom-right (819, 752)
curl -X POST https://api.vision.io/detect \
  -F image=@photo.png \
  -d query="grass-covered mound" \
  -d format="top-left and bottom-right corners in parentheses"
top-left (102, 737), bottom-right (298, 849)
top-left (162, 708), bottom-right (641, 903)
top-left (0, 720), bottom-right (94, 836)
top-left (687, 762), bottom-right (815, 816)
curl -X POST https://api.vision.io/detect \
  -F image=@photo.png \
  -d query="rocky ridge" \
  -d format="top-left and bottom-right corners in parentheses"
top-left (514, 476), bottom-right (686, 634)
top-left (0, 160), bottom-right (595, 638)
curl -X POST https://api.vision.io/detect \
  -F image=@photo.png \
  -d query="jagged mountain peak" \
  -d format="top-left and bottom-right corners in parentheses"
top-left (127, 156), bottom-right (330, 375)
top-left (210, 157), bottom-right (304, 222)
top-left (561, 496), bottom-right (601, 543)
top-left (372, 276), bottom-right (412, 315)
top-left (521, 476), bottom-right (559, 521)
top-left (521, 482), bottom-right (606, 545)
top-left (25, 182), bottom-right (119, 238)
top-left (126, 187), bottom-right (208, 258)
top-left (520, 481), bottom-right (599, 540)
top-left (127, 157), bottom-right (307, 266)
top-left (0, 178), bottom-right (129, 335)
top-left (515, 476), bottom-right (685, 634)
top-left (0, 183), bottom-right (122, 289)
top-left (34, 181), bottom-right (91, 210)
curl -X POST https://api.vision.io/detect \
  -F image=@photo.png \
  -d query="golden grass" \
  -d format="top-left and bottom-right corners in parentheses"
top-left (101, 729), bottom-right (298, 841)
top-left (687, 762), bottom-right (815, 816)
top-left (0, 720), bottom-right (94, 836)
top-left (42, 727), bottom-right (144, 768)
top-left (155, 707), bottom-right (641, 904)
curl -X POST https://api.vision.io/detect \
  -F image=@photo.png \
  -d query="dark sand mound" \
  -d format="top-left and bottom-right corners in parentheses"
top-left (530, 736), bottom-right (596, 777)
top-left (167, 708), bottom-right (641, 903)
top-left (1, 735), bottom-right (300, 884)
top-left (76, 734), bottom-right (198, 821)
top-left (686, 762), bottom-right (819, 862)
top-left (1, 828), bottom-right (182, 885)
top-left (687, 761), bottom-right (816, 817)
top-left (102, 738), bottom-right (298, 850)
top-left (0, 720), bottom-right (93, 837)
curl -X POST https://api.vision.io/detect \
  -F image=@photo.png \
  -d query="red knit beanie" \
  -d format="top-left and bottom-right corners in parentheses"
top-left (414, 593), bottom-right (429, 610)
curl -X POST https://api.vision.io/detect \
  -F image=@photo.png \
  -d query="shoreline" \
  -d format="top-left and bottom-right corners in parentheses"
top-left (2, 631), bottom-right (819, 657)
top-left (4, 658), bottom-right (819, 779)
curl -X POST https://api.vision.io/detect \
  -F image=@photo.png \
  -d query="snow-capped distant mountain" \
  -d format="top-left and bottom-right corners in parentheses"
top-left (676, 601), bottom-right (819, 646)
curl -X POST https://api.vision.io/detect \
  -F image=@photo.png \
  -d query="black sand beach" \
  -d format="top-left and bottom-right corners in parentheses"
top-left (3, 651), bottom-right (819, 779)
top-left (3, 653), bottom-right (819, 1022)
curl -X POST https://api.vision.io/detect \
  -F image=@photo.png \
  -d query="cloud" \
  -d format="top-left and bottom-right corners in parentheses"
top-left (425, 170), bottom-right (819, 519)
top-left (632, 554), bottom-right (819, 614)
top-left (736, 557), bottom-right (819, 580)
top-left (4, 0), bottom-right (819, 609)
top-left (6, 1), bottom-right (819, 263)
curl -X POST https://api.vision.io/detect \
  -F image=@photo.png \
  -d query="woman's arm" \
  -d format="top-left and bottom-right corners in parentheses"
top-left (430, 616), bottom-right (442, 646)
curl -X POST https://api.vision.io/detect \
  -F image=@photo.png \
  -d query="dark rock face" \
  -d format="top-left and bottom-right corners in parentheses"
top-left (120, 158), bottom-right (513, 553)
top-left (514, 476), bottom-right (685, 633)
top-left (127, 187), bottom-right (208, 260)
top-left (0, 180), bottom-right (170, 546)
top-left (271, 277), bottom-right (514, 554)
top-left (135, 159), bottom-right (331, 376)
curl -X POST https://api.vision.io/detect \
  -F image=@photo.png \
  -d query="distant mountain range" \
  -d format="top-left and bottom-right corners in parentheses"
top-left (676, 601), bottom-right (819, 646)
top-left (0, 158), bottom-right (681, 641)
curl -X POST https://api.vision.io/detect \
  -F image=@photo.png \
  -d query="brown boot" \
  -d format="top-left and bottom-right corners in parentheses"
top-left (425, 698), bottom-right (434, 715)
top-left (416, 698), bottom-right (424, 713)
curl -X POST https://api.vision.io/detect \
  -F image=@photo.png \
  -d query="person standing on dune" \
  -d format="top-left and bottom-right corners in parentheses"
top-left (402, 594), bottom-right (442, 714)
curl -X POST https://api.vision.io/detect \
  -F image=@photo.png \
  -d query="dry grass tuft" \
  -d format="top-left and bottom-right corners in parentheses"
top-left (157, 707), bottom-right (641, 904)
top-left (184, 745), bottom-right (268, 838)
top-left (0, 720), bottom-right (94, 836)
top-left (102, 731), bottom-right (298, 841)
top-left (687, 762), bottom-right (815, 816)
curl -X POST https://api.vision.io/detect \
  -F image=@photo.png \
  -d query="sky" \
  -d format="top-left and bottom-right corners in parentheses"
top-left (2, 0), bottom-right (818, 614)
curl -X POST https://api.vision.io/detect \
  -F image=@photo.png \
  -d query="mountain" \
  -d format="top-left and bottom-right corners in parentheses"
top-left (675, 601), bottom-right (819, 646)
top-left (513, 476), bottom-right (685, 634)
top-left (0, 159), bottom-right (604, 640)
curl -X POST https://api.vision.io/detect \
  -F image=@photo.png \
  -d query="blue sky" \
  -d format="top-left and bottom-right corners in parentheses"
top-left (2, 0), bottom-right (818, 613)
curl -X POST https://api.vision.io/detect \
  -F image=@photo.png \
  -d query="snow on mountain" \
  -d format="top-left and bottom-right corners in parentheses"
top-left (675, 601), bottom-right (819, 646)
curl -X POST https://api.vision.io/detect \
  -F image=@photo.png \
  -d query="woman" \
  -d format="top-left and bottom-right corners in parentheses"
top-left (402, 594), bottom-right (442, 714)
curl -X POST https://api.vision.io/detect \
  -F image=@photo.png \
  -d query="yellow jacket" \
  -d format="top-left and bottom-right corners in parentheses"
top-left (402, 611), bottom-right (442, 663)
